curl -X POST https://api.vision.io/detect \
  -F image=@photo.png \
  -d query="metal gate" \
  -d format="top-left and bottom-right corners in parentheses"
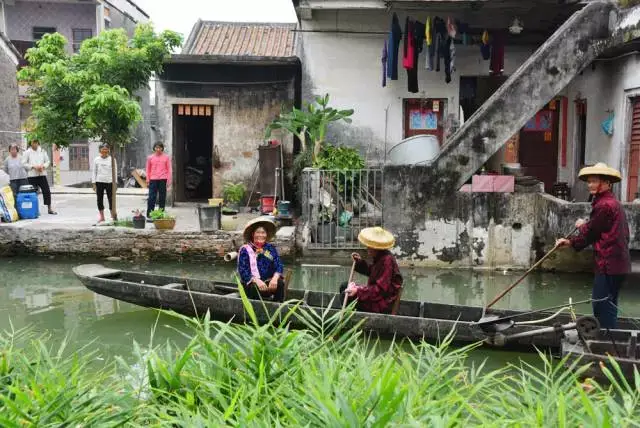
top-left (302, 168), bottom-right (383, 249)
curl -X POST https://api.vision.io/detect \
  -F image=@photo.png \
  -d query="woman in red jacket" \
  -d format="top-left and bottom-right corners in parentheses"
top-left (341, 227), bottom-right (403, 314)
top-left (556, 163), bottom-right (630, 329)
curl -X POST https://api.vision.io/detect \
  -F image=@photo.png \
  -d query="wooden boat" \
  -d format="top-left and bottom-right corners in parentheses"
top-left (72, 264), bottom-right (639, 351)
top-left (561, 330), bottom-right (640, 383)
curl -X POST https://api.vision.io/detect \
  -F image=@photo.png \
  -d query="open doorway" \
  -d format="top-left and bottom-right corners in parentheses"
top-left (173, 104), bottom-right (213, 202)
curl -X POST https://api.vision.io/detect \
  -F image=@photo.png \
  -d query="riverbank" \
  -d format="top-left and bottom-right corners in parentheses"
top-left (0, 187), bottom-right (296, 260)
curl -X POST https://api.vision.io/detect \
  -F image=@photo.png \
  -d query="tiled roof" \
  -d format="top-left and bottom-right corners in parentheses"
top-left (183, 20), bottom-right (297, 58)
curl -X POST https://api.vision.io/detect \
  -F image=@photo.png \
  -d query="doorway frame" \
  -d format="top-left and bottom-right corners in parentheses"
top-left (167, 97), bottom-right (218, 204)
top-left (623, 89), bottom-right (640, 201)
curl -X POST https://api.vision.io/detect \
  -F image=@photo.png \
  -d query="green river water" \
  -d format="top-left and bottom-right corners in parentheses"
top-left (2, 256), bottom-right (640, 370)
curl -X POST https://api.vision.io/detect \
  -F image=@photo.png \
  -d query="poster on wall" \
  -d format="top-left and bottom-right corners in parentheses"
top-left (409, 109), bottom-right (438, 130)
top-left (523, 110), bottom-right (554, 132)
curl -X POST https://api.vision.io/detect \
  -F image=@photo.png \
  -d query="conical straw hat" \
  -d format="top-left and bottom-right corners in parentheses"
top-left (578, 162), bottom-right (621, 183)
top-left (243, 216), bottom-right (276, 243)
top-left (358, 227), bottom-right (395, 250)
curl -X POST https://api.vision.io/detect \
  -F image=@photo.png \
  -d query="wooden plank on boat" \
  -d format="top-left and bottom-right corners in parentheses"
top-left (163, 283), bottom-right (184, 289)
top-left (73, 264), bottom-right (120, 278)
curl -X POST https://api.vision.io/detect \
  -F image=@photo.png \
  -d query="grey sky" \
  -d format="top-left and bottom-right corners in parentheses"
top-left (134, 0), bottom-right (297, 42)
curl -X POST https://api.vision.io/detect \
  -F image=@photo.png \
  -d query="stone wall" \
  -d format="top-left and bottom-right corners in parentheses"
top-left (155, 61), bottom-right (299, 201)
top-left (382, 165), bottom-right (640, 271)
top-left (0, 227), bottom-right (295, 261)
top-left (0, 38), bottom-right (20, 157)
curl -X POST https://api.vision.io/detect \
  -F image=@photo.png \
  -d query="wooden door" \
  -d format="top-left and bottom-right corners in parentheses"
top-left (518, 104), bottom-right (560, 193)
top-left (626, 98), bottom-right (640, 201)
top-left (403, 98), bottom-right (446, 145)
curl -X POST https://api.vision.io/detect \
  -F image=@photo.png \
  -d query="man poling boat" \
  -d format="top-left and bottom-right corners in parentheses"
top-left (556, 162), bottom-right (630, 329)
top-left (340, 226), bottom-right (403, 314)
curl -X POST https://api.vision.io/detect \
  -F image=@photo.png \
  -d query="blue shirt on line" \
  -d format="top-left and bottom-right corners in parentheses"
top-left (237, 243), bottom-right (284, 286)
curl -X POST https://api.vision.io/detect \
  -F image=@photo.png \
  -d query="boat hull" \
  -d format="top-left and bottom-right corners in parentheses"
top-left (72, 264), bottom-right (639, 352)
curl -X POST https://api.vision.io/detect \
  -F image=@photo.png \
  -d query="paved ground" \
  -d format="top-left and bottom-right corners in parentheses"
top-left (2, 186), bottom-right (259, 232)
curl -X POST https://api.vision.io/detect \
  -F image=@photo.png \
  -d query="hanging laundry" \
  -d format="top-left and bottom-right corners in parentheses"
top-left (449, 37), bottom-right (456, 77)
top-left (443, 36), bottom-right (453, 84)
top-left (403, 17), bottom-right (415, 70)
top-left (446, 17), bottom-right (457, 38)
top-left (386, 13), bottom-right (402, 80)
top-left (407, 20), bottom-right (425, 93)
top-left (425, 17), bottom-right (432, 46)
top-left (382, 39), bottom-right (388, 87)
top-left (480, 30), bottom-right (491, 61)
top-left (490, 32), bottom-right (505, 76)
top-left (433, 17), bottom-right (446, 72)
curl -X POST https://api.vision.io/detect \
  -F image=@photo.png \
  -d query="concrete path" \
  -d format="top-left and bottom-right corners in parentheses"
top-left (2, 186), bottom-right (258, 232)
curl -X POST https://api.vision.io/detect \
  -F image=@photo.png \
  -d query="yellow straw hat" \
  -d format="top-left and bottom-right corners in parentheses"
top-left (578, 162), bottom-right (622, 183)
top-left (243, 216), bottom-right (276, 243)
top-left (358, 227), bottom-right (395, 250)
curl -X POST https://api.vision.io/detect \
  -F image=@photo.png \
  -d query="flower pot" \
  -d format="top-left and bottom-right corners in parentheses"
top-left (132, 216), bottom-right (146, 229)
top-left (153, 218), bottom-right (176, 230)
top-left (314, 222), bottom-right (336, 244)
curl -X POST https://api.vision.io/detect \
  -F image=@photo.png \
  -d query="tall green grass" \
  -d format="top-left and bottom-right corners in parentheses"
top-left (0, 291), bottom-right (639, 426)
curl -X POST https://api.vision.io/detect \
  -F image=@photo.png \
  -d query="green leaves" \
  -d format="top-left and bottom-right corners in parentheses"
top-left (18, 24), bottom-right (182, 148)
top-left (264, 94), bottom-right (354, 162)
top-left (1, 302), bottom-right (640, 425)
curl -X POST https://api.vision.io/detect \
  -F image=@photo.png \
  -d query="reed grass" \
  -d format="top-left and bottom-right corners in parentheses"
top-left (0, 291), bottom-right (638, 427)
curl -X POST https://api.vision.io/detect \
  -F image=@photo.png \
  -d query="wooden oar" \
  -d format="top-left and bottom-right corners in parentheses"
top-left (484, 226), bottom-right (579, 312)
top-left (341, 260), bottom-right (357, 311)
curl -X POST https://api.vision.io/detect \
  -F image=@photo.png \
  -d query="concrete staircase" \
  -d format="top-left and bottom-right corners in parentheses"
top-left (431, 1), bottom-right (640, 190)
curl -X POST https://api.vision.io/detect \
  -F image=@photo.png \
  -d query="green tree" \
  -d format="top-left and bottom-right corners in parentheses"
top-left (18, 25), bottom-right (181, 216)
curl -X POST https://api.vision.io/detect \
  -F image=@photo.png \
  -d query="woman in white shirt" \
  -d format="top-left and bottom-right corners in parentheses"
top-left (22, 140), bottom-right (56, 215)
top-left (92, 143), bottom-right (117, 223)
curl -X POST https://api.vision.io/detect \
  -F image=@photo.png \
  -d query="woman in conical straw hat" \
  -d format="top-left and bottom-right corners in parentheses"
top-left (237, 216), bottom-right (285, 302)
top-left (556, 163), bottom-right (629, 329)
top-left (341, 226), bottom-right (403, 314)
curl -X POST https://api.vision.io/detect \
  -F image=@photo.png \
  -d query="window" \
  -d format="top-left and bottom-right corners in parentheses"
top-left (72, 29), bottom-right (93, 53)
top-left (69, 144), bottom-right (90, 171)
top-left (32, 27), bottom-right (56, 41)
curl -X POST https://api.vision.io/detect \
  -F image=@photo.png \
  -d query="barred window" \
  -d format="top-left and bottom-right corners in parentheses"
top-left (32, 27), bottom-right (56, 41)
top-left (72, 29), bottom-right (93, 53)
top-left (69, 145), bottom-right (89, 171)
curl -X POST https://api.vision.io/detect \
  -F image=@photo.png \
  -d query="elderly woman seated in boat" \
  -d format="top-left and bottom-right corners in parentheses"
top-left (341, 227), bottom-right (403, 314)
top-left (237, 217), bottom-right (285, 302)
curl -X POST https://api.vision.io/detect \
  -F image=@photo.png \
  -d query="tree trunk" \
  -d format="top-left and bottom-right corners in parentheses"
top-left (111, 150), bottom-right (117, 218)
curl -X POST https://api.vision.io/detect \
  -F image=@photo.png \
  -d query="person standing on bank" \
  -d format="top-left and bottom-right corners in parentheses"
top-left (146, 142), bottom-right (171, 219)
top-left (341, 227), bottom-right (403, 314)
top-left (92, 143), bottom-right (117, 223)
top-left (22, 140), bottom-right (57, 215)
top-left (556, 163), bottom-right (630, 329)
top-left (3, 144), bottom-right (28, 204)
top-left (237, 217), bottom-right (285, 302)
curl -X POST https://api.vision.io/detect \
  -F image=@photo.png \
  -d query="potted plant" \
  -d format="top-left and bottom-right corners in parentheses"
top-left (132, 209), bottom-right (146, 229)
top-left (150, 209), bottom-right (176, 230)
top-left (222, 182), bottom-right (246, 212)
top-left (315, 204), bottom-right (336, 244)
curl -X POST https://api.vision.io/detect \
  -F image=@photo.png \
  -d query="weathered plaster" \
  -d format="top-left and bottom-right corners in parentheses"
top-left (0, 39), bottom-right (20, 157)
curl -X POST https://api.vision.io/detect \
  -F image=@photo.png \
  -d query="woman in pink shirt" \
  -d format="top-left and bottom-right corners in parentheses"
top-left (146, 142), bottom-right (172, 218)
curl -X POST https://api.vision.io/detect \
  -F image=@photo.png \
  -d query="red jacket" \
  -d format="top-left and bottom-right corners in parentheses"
top-left (354, 251), bottom-right (403, 313)
top-left (570, 190), bottom-right (630, 275)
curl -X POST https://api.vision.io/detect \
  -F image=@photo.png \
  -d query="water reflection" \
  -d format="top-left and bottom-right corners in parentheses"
top-left (1, 257), bottom-right (640, 364)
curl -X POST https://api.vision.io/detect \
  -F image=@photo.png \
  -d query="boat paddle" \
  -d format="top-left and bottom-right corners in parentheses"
top-left (479, 226), bottom-right (579, 323)
top-left (341, 260), bottom-right (357, 311)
